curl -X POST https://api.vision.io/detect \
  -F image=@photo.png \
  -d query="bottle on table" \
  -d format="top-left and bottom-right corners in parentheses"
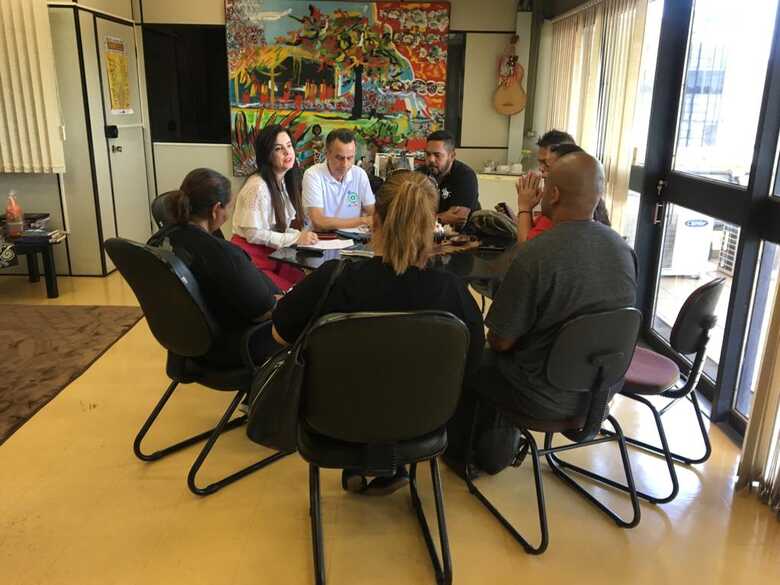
top-left (5, 190), bottom-right (23, 238)
top-left (434, 221), bottom-right (446, 244)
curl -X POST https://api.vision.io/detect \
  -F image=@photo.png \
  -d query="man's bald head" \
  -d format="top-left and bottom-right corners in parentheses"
top-left (541, 152), bottom-right (604, 222)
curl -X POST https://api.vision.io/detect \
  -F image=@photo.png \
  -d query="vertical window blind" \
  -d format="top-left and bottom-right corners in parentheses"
top-left (738, 268), bottom-right (780, 518)
top-left (0, 0), bottom-right (65, 173)
top-left (546, 0), bottom-right (648, 235)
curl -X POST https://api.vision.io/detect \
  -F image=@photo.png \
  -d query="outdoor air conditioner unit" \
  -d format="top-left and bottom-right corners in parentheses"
top-left (660, 207), bottom-right (713, 278)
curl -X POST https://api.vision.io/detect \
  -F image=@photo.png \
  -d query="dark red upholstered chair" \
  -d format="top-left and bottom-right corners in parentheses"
top-left (568, 278), bottom-right (726, 505)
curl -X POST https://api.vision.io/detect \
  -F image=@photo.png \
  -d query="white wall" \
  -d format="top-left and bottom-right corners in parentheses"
top-left (153, 143), bottom-right (246, 239)
top-left (142, 0), bottom-right (519, 29)
top-left (449, 0), bottom-right (519, 31)
top-left (461, 33), bottom-right (512, 149)
top-left (51, 0), bottom-right (134, 20)
top-left (457, 148), bottom-right (512, 172)
top-left (141, 0), bottom-right (225, 24)
top-left (507, 12), bottom-right (533, 162)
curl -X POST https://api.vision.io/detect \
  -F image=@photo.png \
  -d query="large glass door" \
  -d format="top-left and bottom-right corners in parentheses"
top-left (631, 0), bottom-right (780, 433)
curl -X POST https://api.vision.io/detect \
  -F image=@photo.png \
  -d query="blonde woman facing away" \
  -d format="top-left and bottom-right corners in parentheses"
top-left (231, 124), bottom-right (319, 291)
top-left (271, 170), bottom-right (485, 495)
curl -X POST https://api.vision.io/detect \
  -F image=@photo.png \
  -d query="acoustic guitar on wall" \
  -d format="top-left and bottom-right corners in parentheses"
top-left (493, 35), bottom-right (527, 116)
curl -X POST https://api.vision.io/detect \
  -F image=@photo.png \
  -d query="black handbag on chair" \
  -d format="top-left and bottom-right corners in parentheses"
top-left (246, 261), bottom-right (345, 452)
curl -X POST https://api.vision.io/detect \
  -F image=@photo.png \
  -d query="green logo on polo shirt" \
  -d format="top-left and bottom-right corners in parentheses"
top-left (347, 191), bottom-right (359, 206)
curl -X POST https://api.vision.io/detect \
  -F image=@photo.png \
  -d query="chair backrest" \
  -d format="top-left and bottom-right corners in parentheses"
top-left (663, 277), bottom-right (726, 398)
top-left (150, 192), bottom-right (225, 240)
top-left (670, 277), bottom-right (725, 355)
top-left (546, 307), bottom-right (642, 441)
top-left (151, 192), bottom-right (176, 229)
top-left (104, 237), bottom-right (218, 357)
top-left (301, 311), bottom-right (470, 443)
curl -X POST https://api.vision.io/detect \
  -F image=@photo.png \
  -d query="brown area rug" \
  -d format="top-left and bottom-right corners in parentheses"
top-left (0, 305), bottom-right (143, 445)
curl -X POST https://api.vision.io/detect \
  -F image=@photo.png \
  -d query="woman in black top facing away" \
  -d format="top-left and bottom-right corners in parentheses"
top-left (148, 168), bottom-right (281, 368)
top-left (272, 170), bottom-right (485, 495)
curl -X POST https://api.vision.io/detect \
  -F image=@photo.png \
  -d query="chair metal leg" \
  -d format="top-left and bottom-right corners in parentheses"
top-left (409, 459), bottom-right (453, 584)
top-left (464, 403), bottom-right (549, 555)
top-left (686, 392), bottom-right (713, 464)
top-left (552, 407), bottom-right (679, 504)
top-left (544, 416), bottom-right (641, 528)
top-left (610, 392), bottom-right (712, 465)
top-left (309, 464), bottom-right (326, 585)
top-left (187, 390), bottom-right (292, 496)
top-left (133, 381), bottom-right (246, 461)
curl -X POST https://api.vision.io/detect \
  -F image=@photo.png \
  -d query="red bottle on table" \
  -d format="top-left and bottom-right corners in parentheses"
top-left (5, 191), bottom-right (23, 238)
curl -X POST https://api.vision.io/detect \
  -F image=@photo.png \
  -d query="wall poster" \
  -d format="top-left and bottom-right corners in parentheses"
top-left (105, 36), bottom-right (132, 115)
top-left (226, 0), bottom-right (450, 175)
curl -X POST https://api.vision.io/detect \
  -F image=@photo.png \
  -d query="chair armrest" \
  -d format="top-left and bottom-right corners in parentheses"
top-left (240, 320), bottom-right (273, 373)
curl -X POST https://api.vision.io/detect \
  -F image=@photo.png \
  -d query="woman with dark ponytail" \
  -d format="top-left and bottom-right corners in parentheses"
top-left (148, 168), bottom-right (281, 367)
top-left (271, 170), bottom-right (484, 495)
top-left (231, 124), bottom-right (319, 290)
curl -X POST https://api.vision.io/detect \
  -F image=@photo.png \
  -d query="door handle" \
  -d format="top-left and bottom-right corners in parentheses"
top-left (111, 144), bottom-right (123, 153)
top-left (653, 203), bottom-right (664, 224)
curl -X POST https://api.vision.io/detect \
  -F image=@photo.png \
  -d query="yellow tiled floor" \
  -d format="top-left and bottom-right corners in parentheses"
top-left (1, 274), bottom-right (778, 584)
top-left (0, 272), bottom-right (138, 307)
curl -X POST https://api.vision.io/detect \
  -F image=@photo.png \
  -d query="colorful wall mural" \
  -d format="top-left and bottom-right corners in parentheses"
top-left (226, 1), bottom-right (449, 175)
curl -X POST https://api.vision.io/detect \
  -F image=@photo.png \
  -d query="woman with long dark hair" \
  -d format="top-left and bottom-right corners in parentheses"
top-left (231, 124), bottom-right (318, 290)
top-left (149, 168), bottom-right (280, 367)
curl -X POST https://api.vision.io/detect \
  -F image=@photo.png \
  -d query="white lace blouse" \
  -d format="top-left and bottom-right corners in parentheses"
top-left (232, 174), bottom-right (301, 249)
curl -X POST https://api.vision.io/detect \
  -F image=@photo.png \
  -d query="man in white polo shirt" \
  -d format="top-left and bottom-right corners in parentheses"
top-left (302, 128), bottom-right (375, 231)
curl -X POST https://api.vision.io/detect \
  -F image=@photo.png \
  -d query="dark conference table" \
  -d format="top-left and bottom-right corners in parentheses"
top-left (269, 239), bottom-right (519, 289)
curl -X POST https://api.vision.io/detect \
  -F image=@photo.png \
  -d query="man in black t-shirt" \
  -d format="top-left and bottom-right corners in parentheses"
top-left (424, 130), bottom-right (480, 226)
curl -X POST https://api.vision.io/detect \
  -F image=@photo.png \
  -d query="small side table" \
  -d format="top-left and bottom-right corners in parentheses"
top-left (12, 237), bottom-right (65, 298)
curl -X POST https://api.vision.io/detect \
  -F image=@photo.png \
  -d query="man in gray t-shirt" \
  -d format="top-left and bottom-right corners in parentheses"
top-left (445, 152), bottom-right (637, 475)
top-left (485, 152), bottom-right (637, 418)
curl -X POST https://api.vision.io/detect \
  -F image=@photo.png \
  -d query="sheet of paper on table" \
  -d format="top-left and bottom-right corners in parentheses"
top-left (297, 239), bottom-right (354, 251)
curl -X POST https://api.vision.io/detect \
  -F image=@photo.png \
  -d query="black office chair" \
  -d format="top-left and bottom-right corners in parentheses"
top-left (151, 192), bottom-right (225, 239)
top-left (465, 307), bottom-right (642, 555)
top-left (298, 311), bottom-right (470, 585)
top-left (574, 277), bottom-right (725, 505)
top-left (104, 237), bottom-right (289, 496)
top-left (151, 191), bottom-right (177, 229)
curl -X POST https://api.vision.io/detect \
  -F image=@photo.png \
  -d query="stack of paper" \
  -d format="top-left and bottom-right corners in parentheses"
top-left (339, 244), bottom-right (374, 258)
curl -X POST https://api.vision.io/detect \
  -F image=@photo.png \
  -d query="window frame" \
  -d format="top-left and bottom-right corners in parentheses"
top-left (630, 0), bottom-right (780, 434)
